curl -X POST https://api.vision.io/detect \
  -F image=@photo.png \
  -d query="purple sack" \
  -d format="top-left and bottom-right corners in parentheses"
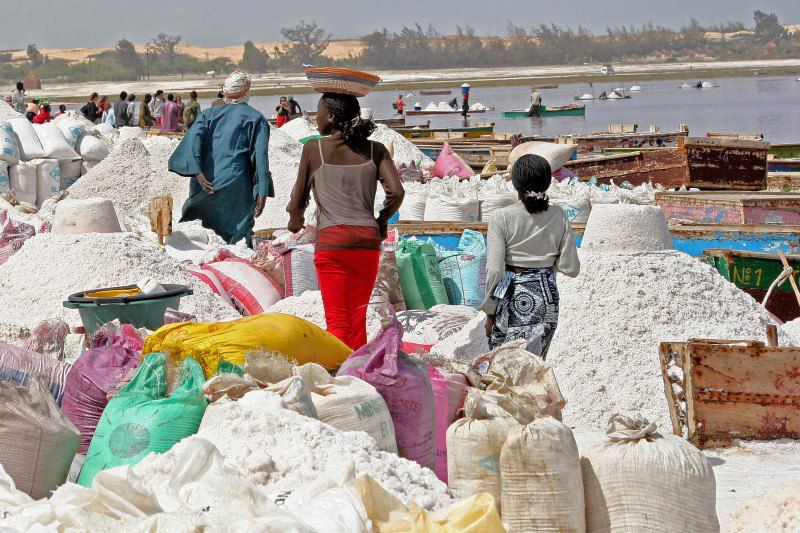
top-left (337, 316), bottom-right (440, 471)
top-left (61, 346), bottom-right (140, 452)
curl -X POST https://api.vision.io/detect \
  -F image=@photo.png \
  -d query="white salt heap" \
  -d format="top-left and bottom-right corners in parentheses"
top-left (0, 100), bottom-right (22, 121)
top-left (782, 317), bottom-right (800, 344)
top-left (723, 477), bottom-right (800, 532)
top-left (267, 290), bottom-right (383, 341)
top-left (134, 390), bottom-right (452, 510)
top-left (547, 205), bottom-right (791, 430)
top-left (68, 138), bottom-right (190, 222)
top-left (279, 117), bottom-right (319, 142)
top-left (254, 125), bottom-right (309, 230)
top-left (369, 123), bottom-right (431, 166)
top-left (0, 232), bottom-right (239, 342)
top-left (581, 203), bottom-right (674, 253)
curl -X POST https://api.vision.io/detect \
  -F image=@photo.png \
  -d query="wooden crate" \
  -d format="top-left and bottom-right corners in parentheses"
top-left (659, 339), bottom-right (800, 448)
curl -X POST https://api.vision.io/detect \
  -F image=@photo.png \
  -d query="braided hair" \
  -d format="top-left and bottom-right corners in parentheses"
top-left (320, 92), bottom-right (376, 147)
top-left (511, 154), bottom-right (551, 214)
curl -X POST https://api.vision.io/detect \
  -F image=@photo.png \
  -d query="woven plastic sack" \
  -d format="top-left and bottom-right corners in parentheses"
top-left (54, 117), bottom-right (87, 149)
top-left (77, 353), bottom-right (207, 487)
top-left (424, 194), bottom-right (480, 222)
top-left (548, 178), bottom-right (592, 223)
top-left (447, 389), bottom-right (516, 505)
top-left (431, 229), bottom-right (487, 308)
top-left (0, 342), bottom-right (72, 404)
top-left (397, 188), bottom-right (427, 221)
top-left (501, 416), bottom-right (585, 532)
top-left (0, 161), bottom-right (8, 194)
top-left (579, 413), bottom-right (719, 532)
top-left (0, 377), bottom-right (81, 499)
top-left (76, 133), bottom-right (110, 162)
top-left (200, 249), bottom-right (283, 315)
top-left (282, 243), bottom-right (318, 297)
top-left (369, 230), bottom-right (406, 313)
top-left (143, 313), bottom-right (353, 377)
top-left (11, 160), bottom-right (37, 204)
top-left (58, 159), bottom-right (82, 188)
top-left (431, 142), bottom-right (473, 179)
top-left (509, 141), bottom-right (576, 172)
top-left (0, 211), bottom-right (35, 266)
top-left (61, 346), bottom-right (140, 452)
top-left (396, 238), bottom-right (449, 310)
top-left (8, 117), bottom-right (45, 161)
top-left (34, 123), bottom-right (79, 160)
top-left (0, 121), bottom-right (21, 165)
top-left (35, 158), bottom-right (60, 206)
top-left (297, 362), bottom-right (397, 453)
top-left (337, 315), bottom-right (447, 473)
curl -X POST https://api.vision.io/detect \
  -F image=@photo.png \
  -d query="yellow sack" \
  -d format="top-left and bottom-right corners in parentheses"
top-left (143, 313), bottom-right (352, 378)
top-left (355, 476), bottom-right (505, 533)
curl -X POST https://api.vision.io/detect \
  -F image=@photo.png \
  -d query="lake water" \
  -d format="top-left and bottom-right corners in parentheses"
top-left (221, 75), bottom-right (800, 143)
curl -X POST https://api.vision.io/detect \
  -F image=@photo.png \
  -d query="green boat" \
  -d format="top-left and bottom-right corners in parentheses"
top-left (502, 105), bottom-right (586, 118)
top-left (705, 248), bottom-right (800, 322)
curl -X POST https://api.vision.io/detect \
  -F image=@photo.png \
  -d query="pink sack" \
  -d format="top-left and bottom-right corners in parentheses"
top-left (60, 346), bottom-right (140, 452)
top-left (89, 321), bottom-right (144, 352)
top-left (186, 263), bottom-right (232, 302)
top-left (337, 315), bottom-right (448, 476)
top-left (0, 211), bottom-right (35, 266)
top-left (431, 142), bottom-right (473, 179)
top-left (0, 342), bottom-right (72, 405)
top-left (200, 250), bottom-right (283, 315)
top-left (431, 368), bottom-right (469, 483)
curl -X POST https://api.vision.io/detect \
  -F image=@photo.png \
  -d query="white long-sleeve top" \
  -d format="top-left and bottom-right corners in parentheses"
top-left (480, 202), bottom-right (580, 314)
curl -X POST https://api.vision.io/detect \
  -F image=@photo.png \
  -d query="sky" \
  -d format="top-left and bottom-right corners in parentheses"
top-left (1, 0), bottom-right (799, 50)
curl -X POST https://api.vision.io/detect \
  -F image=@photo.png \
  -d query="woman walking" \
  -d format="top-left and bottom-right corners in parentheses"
top-left (481, 154), bottom-right (580, 357)
top-left (286, 92), bottom-right (404, 350)
top-left (139, 93), bottom-right (154, 128)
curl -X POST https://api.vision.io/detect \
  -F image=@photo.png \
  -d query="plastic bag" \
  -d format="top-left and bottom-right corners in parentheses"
top-left (0, 376), bottom-right (81, 499)
top-left (199, 249), bottom-right (282, 316)
top-left (0, 211), bottom-right (35, 265)
top-left (0, 341), bottom-right (72, 404)
top-left (369, 229), bottom-right (406, 313)
top-left (396, 238), bottom-right (449, 310)
top-left (89, 320), bottom-right (145, 352)
top-left (77, 353), bottom-right (207, 486)
top-left (164, 307), bottom-right (197, 324)
top-left (143, 313), bottom-right (353, 377)
top-left (22, 318), bottom-right (70, 360)
top-left (61, 345), bottom-right (140, 452)
top-left (431, 229), bottom-right (487, 308)
top-left (431, 142), bottom-right (473, 179)
top-left (338, 315), bottom-right (446, 473)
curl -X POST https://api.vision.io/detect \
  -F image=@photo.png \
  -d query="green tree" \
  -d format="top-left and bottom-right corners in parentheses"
top-left (680, 18), bottom-right (705, 49)
top-left (26, 44), bottom-right (45, 67)
top-left (240, 40), bottom-right (270, 72)
top-left (753, 10), bottom-right (787, 44)
top-left (115, 39), bottom-right (142, 79)
top-left (279, 21), bottom-right (331, 66)
top-left (147, 33), bottom-right (182, 60)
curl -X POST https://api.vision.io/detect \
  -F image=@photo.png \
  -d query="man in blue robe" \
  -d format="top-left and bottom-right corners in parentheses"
top-left (168, 71), bottom-right (273, 246)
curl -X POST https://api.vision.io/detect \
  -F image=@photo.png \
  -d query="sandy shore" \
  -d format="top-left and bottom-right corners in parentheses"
top-left (4, 58), bottom-right (800, 101)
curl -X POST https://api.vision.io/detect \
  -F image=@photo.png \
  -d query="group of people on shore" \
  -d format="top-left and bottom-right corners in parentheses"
top-left (166, 70), bottom-right (577, 356)
top-left (9, 82), bottom-right (66, 123)
top-left (80, 90), bottom-right (201, 132)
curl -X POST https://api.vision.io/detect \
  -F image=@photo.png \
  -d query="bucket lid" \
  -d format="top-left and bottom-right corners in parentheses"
top-left (66, 284), bottom-right (191, 304)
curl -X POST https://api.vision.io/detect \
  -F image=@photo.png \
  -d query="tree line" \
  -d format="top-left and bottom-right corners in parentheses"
top-left (0, 11), bottom-right (794, 83)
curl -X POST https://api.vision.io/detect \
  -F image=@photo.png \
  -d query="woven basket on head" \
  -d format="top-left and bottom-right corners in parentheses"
top-left (305, 67), bottom-right (381, 97)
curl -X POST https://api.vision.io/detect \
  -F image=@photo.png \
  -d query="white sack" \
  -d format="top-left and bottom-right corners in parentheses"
top-left (8, 117), bottom-right (45, 161)
top-left (11, 161), bottom-right (37, 204)
top-left (0, 121), bottom-right (21, 165)
top-left (34, 123), bottom-right (80, 160)
top-left (35, 159), bottom-right (61, 206)
top-left (77, 134), bottom-right (110, 162)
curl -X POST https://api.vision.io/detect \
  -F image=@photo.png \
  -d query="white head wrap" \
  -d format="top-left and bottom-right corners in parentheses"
top-left (223, 71), bottom-right (252, 104)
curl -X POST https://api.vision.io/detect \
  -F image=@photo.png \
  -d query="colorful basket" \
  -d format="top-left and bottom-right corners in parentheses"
top-left (305, 67), bottom-right (381, 97)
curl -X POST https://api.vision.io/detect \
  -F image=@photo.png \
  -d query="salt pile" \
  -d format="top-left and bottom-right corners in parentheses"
top-left (581, 204), bottom-right (673, 253)
top-left (546, 204), bottom-right (790, 430)
top-left (723, 475), bottom-right (800, 531)
top-left (0, 232), bottom-right (239, 342)
top-left (280, 117), bottom-right (319, 142)
top-left (0, 100), bottom-right (22, 121)
top-left (135, 390), bottom-right (452, 510)
top-left (254, 125), bottom-right (308, 230)
top-left (68, 138), bottom-right (190, 222)
top-left (370, 123), bottom-right (431, 167)
top-left (267, 290), bottom-right (383, 341)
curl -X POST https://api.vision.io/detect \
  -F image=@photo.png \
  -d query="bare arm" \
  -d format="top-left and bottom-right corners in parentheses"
top-left (375, 143), bottom-right (404, 234)
top-left (286, 141), bottom-right (316, 233)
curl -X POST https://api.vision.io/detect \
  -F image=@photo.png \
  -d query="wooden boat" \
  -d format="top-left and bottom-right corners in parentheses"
top-left (656, 191), bottom-right (800, 225)
top-left (660, 338), bottom-right (800, 448)
top-left (405, 108), bottom-right (487, 116)
top-left (564, 149), bottom-right (688, 187)
top-left (767, 173), bottom-right (800, 192)
top-left (707, 132), bottom-right (764, 141)
top-left (705, 249), bottom-right (800, 322)
top-left (770, 143), bottom-right (800, 159)
top-left (768, 158), bottom-right (800, 173)
top-left (521, 129), bottom-right (689, 155)
top-left (532, 84), bottom-right (559, 89)
top-left (374, 117), bottom-right (405, 128)
top-left (681, 137), bottom-right (768, 190)
top-left (419, 89), bottom-right (452, 95)
top-left (394, 123), bottom-right (495, 139)
top-left (379, 221), bottom-right (800, 258)
top-left (502, 105), bottom-right (586, 118)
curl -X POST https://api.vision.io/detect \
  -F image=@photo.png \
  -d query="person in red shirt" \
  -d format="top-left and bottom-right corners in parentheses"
top-left (32, 104), bottom-right (51, 124)
top-left (393, 95), bottom-right (404, 116)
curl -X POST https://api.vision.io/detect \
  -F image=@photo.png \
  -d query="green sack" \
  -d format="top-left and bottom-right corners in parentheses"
top-left (215, 361), bottom-right (244, 376)
top-left (395, 238), bottom-right (449, 310)
top-left (77, 353), bottom-right (207, 487)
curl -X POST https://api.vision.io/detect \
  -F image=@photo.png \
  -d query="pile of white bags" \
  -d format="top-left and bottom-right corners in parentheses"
top-left (424, 178), bottom-right (480, 222)
top-left (578, 413), bottom-right (719, 532)
top-left (11, 161), bottom-right (37, 204)
top-left (397, 182), bottom-right (427, 221)
top-left (8, 117), bottom-right (45, 161)
top-left (478, 176), bottom-right (517, 221)
top-left (547, 177), bottom-right (593, 223)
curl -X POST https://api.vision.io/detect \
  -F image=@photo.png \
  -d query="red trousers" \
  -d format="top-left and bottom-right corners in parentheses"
top-left (276, 115), bottom-right (288, 127)
top-left (314, 249), bottom-right (380, 350)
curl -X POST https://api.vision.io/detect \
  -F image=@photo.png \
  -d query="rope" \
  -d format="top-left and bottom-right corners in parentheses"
top-left (762, 266), bottom-right (794, 307)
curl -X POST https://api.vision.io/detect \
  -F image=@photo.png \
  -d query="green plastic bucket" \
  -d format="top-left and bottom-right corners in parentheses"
top-left (63, 284), bottom-right (192, 336)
